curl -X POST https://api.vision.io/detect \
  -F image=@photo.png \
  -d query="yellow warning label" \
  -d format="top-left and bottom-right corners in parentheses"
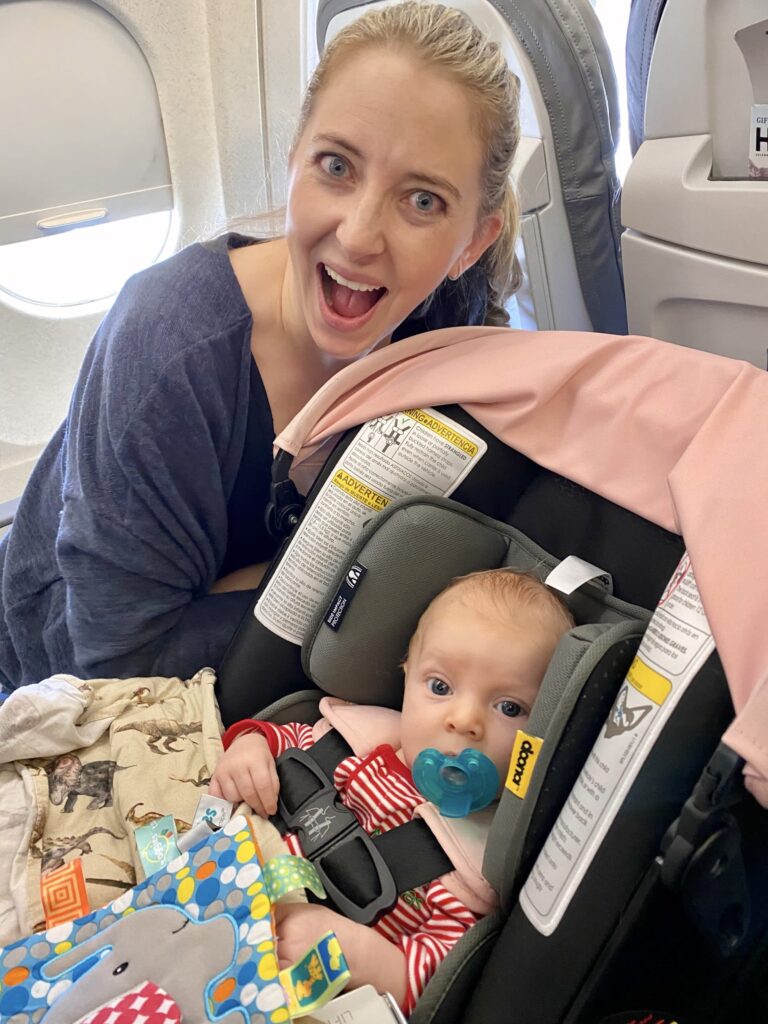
top-left (404, 409), bottom-right (479, 457)
top-left (505, 730), bottom-right (544, 800)
top-left (332, 470), bottom-right (390, 512)
top-left (626, 657), bottom-right (672, 706)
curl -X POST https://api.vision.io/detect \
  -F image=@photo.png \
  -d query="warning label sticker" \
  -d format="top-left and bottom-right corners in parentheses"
top-left (331, 470), bottom-right (390, 512)
top-left (519, 553), bottom-right (714, 935)
top-left (255, 408), bottom-right (487, 644)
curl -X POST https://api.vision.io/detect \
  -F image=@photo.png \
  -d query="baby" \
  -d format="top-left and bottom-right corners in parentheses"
top-left (210, 569), bottom-right (574, 1014)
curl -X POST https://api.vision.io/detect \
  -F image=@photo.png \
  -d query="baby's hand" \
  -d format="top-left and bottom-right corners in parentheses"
top-left (273, 904), bottom-right (348, 970)
top-left (209, 731), bottom-right (280, 816)
top-left (273, 904), bottom-right (407, 1007)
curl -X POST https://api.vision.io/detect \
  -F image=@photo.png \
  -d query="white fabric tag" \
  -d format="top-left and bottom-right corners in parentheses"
top-left (545, 556), bottom-right (613, 596)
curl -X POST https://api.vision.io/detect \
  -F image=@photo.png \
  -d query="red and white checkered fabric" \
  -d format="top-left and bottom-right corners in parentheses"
top-left (77, 980), bottom-right (181, 1024)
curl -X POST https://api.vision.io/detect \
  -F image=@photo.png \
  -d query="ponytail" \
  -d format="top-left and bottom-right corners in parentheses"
top-left (480, 182), bottom-right (522, 326)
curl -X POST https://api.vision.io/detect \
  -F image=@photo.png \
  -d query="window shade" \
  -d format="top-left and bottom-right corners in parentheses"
top-left (0, 0), bottom-right (172, 245)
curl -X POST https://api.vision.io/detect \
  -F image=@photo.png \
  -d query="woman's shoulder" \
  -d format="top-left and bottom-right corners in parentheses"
top-left (116, 237), bottom-right (252, 343)
top-left (92, 238), bottom-right (256, 391)
top-left (77, 238), bottom-right (259, 444)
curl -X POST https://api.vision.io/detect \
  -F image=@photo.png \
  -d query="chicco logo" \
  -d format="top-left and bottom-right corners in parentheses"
top-left (512, 739), bottom-right (535, 786)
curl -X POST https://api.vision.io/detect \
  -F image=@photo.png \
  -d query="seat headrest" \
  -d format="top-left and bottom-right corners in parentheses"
top-left (302, 497), bottom-right (649, 709)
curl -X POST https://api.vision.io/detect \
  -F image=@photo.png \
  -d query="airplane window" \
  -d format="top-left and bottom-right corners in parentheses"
top-left (0, 0), bottom-right (173, 311)
top-left (591, 0), bottom-right (633, 181)
top-left (0, 212), bottom-right (173, 312)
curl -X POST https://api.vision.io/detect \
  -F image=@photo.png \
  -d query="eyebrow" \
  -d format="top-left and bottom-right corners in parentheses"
top-left (311, 133), bottom-right (462, 201)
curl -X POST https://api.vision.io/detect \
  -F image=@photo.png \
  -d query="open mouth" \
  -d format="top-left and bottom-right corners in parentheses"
top-left (318, 263), bottom-right (387, 324)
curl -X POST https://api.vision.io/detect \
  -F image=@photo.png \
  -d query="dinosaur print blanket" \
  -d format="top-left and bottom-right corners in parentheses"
top-left (0, 668), bottom-right (227, 944)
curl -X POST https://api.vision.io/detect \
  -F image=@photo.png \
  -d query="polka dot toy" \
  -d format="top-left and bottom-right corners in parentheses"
top-left (0, 816), bottom-right (290, 1024)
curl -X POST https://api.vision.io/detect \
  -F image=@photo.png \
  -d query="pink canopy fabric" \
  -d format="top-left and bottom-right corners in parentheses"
top-left (275, 327), bottom-right (768, 794)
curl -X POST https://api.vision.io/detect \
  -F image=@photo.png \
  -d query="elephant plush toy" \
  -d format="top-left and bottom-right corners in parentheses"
top-left (0, 816), bottom-right (293, 1023)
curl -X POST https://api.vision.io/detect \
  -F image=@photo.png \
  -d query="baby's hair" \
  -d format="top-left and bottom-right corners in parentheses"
top-left (408, 568), bottom-right (574, 659)
top-left (443, 568), bottom-right (574, 633)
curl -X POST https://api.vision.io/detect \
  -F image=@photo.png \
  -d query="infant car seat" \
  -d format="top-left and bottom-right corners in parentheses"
top-left (218, 326), bottom-right (768, 1022)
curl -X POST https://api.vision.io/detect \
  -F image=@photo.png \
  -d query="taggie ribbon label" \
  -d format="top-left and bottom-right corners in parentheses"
top-left (40, 857), bottom-right (90, 928)
top-left (192, 793), bottom-right (233, 831)
top-left (177, 794), bottom-right (236, 854)
top-left (263, 855), bottom-right (327, 903)
top-left (279, 930), bottom-right (350, 1018)
top-left (133, 815), bottom-right (180, 878)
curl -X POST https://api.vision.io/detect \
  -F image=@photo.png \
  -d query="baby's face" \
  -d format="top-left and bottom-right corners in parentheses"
top-left (400, 593), bottom-right (557, 785)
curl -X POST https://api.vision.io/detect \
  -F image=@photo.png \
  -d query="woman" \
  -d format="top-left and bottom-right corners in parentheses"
top-left (0, 2), bottom-right (521, 692)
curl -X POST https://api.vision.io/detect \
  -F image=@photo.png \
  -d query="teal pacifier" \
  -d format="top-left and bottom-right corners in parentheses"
top-left (412, 748), bottom-right (499, 818)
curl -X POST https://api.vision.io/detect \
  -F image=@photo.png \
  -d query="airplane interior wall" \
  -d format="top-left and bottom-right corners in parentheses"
top-left (0, 0), bottom-right (305, 520)
top-left (622, 0), bottom-right (768, 365)
top-left (2, 0), bottom-right (767, 537)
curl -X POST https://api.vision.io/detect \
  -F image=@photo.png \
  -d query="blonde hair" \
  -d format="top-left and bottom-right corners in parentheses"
top-left (293, 1), bottom-right (522, 326)
top-left (410, 568), bottom-right (574, 656)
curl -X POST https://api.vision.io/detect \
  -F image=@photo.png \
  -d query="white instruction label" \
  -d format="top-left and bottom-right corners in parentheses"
top-left (255, 409), bottom-right (487, 644)
top-left (519, 553), bottom-right (715, 935)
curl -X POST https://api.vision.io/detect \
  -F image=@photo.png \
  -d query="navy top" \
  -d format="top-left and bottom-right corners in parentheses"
top-left (0, 236), bottom-right (487, 694)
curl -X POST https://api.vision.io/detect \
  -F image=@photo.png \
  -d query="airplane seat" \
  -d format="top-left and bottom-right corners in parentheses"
top-left (316, 0), bottom-right (628, 335)
top-left (621, 0), bottom-right (768, 367)
top-left (625, 0), bottom-right (669, 155)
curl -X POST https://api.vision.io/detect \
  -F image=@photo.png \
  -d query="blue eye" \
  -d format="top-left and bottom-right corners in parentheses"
top-left (497, 700), bottom-right (524, 719)
top-left (427, 677), bottom-right (451, 696)
top-left (410, 191), bottom-right (439, 213)
top-left (321, 154), bottom-right (348, 178)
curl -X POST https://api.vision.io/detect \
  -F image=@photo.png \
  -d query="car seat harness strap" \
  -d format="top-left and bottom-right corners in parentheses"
top-left (273, 730), bottom-right (453, 923)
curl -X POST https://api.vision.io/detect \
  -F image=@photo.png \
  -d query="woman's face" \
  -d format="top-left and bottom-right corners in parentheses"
top-left (285, 48), bottom-right (502, 360)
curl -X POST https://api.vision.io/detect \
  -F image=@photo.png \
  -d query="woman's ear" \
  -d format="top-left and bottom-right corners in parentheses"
top-left (449, 210), bottom-right (504, 279)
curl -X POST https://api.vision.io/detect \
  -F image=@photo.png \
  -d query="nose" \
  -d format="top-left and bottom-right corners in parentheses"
top-left (445, 698), bottom-right (484, 742)
top-left (335, 188), bottom-right (386, 262)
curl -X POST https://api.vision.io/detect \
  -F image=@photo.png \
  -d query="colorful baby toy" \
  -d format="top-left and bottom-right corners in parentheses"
top-left (0, 815), bottom-right (350, 1023)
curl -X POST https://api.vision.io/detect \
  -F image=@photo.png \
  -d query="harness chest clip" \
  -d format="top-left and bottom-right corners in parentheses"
top-left (276, 747), bottom-right (398, 924)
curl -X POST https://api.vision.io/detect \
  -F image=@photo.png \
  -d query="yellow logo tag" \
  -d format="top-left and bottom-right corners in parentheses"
top-left (505, 730), bottom-right (544, 800)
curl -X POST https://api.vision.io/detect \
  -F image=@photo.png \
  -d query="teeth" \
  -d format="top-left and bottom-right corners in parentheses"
top-left (324, 264), bottom-right (382, 292)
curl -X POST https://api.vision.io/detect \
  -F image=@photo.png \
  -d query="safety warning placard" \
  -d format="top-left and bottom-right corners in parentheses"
top-left (255, 409), bottom-right (486, 644)
top-left (519, 553), bottom-right (715, 935)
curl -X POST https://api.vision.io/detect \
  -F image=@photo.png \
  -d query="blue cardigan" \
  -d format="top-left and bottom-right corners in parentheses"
top-left (0, 240), bottom-right (263, 691)
top-left (0, 239), bottom-right (487, 694)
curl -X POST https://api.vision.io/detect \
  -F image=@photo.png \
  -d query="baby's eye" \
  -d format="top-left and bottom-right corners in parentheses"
top-left (427, 677), bottom-right (451, 696)
top-left (409, 190), bottom-right (442, 214)
top-left (320, 154), bottom-right (349, 178)
top-left (496, 699), bottom-right (525, 719)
